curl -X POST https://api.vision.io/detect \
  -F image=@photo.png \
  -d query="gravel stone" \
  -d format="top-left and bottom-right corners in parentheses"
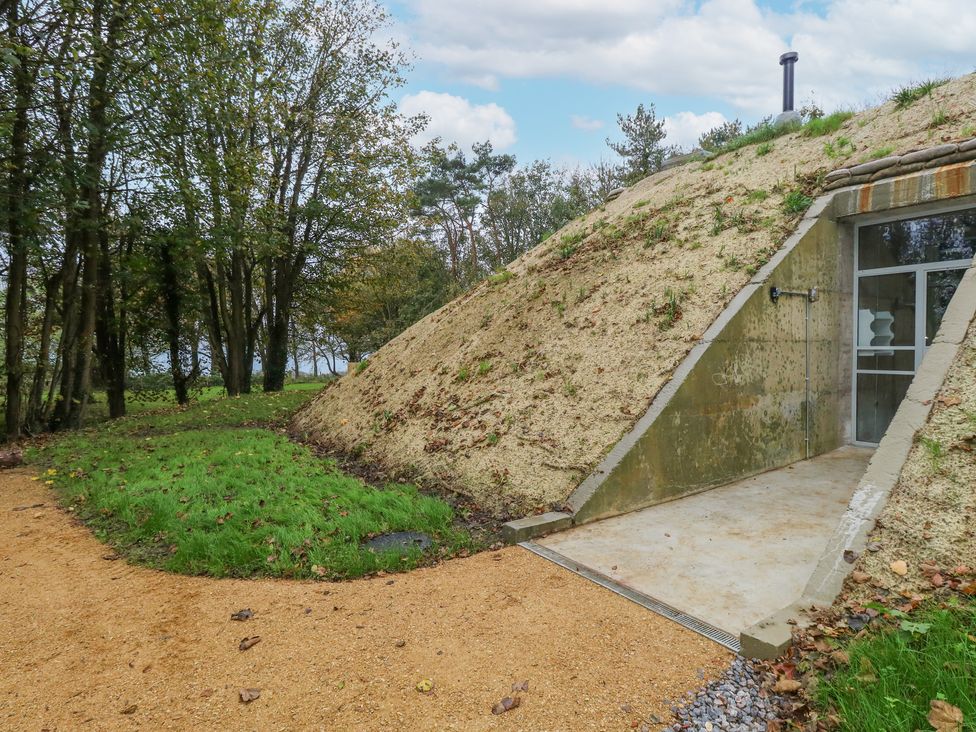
top-left (667, 656), bottom-right (788, 732)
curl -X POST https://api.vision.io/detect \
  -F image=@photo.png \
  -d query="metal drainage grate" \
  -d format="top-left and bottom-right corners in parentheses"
top-left (521, 541), bottom-right (741, 653)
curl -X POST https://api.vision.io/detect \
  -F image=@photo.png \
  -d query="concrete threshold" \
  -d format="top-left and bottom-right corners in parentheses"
top-left (532, 447), bottom-right (874, 651)
top-left (520, 541), bottom-right (741, 653)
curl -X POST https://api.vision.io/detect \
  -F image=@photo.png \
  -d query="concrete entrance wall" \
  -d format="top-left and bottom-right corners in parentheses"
top-left (570, 209), bottom-right (855, 523)
top-left (566, 161), bottom-right (976, 526)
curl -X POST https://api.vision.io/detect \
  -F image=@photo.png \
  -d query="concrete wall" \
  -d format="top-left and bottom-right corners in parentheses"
top-left (571, 211), bottom-right (855, 523)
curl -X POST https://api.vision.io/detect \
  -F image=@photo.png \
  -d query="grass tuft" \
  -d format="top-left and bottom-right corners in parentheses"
top-left (891, 78), bottom-right (950, 109)
top-left (802, 111), bottom-right (854, 138)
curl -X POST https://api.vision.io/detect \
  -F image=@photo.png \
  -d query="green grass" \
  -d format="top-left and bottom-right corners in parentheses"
top-left (27, 388), bottom-right (471, 580)
top-left (892, 78), bottom-right (950, 110)
top-left (783, 190), bottom-right (814, 214)
top-left (816, 601), bottom-right (976, 732)
top-left (863, 146), bottom-right (895, 162)
top-left (802, 110), bottom-right (854, 137)
top-left (755, 142), bottom-right (773, 157)
top-left (714, 119), bottom-right (801, 155)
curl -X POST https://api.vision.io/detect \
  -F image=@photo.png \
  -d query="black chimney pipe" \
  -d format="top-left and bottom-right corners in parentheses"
top-left (779, 51), bottom-right (798, 113)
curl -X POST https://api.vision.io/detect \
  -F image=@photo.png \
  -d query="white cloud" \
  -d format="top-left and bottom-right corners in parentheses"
top-left (663, 111), bottom-right (728, 151)
top-left (399, 91), bottom-right (518, 150)
top-left (396, 0), bottom-right (976, 116)
top-left (571, 114), bottom-right (605, 132)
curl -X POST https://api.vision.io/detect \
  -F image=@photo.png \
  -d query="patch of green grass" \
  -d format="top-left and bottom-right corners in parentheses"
top-left (783, 190), bottom-right (814, 214)
top-left (824, 136), bottom-right (856, 159)
top-left (654, 287), bottom-right (686, 330)
top-left (456, 365), bottom-right (471, 382)
top-left (891, 78), bottom-right (950, 110)
top-left (27, 390), bottom-right (471, 580)
top-left (488, 270), bottom-right (513, 285)
top-left (356, 359), bottom-right (369, 374)
top-left (645, 217), bottom-right (674, 247)
top-left (746, 189), bottom-right (769, 204)
top-left (863, 146), bottom-right (895, 162)
top-left (929, 109), bottom-right (951, 128)
top-left (962, 124), bottom-right (976, 139)
top-left (477, 360), bottom-right (492, 376)
top-left (802, 110), bottom-right (854, 138)
top-left (918, 435), bottom-right (946, 471)
top-left (756, 142), bottom-right (774, 157)
top-left (816, 601), bottom-right (976, 732)
top-left (713, 119), bottom-right (801, 156)
top-left (556, 230), bottom-right (585, 259)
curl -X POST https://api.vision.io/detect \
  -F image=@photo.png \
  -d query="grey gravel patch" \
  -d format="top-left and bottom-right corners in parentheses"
top-left (666, 656), bottom-right (789, 731)
top-left (363, 531), bottom-right (432, 553)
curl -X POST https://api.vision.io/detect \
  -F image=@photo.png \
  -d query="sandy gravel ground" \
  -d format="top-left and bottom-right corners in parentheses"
top-left (0, 469), bottom-right (727, 731)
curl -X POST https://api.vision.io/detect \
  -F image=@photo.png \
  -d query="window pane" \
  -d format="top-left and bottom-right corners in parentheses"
top-left (857, 272), bottom-right (915, 348)
top-left (859, 209), bottom-right (976, 270)
top-left (856, 373), bottom-right (913, 443)
top-left (926, 268), bottom-right (967, 343)
top-left (856, 350), bottom-right (915, 371)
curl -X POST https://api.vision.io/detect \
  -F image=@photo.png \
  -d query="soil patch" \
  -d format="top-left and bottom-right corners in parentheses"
top-left (0, 469), bottom-right (729, 730)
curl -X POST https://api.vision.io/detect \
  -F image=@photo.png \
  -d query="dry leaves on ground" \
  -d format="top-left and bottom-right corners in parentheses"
top-left (239, 636), bottom-right (261, 651)
top-left (492, 696), bottom-right (521, 715)
top-left (239, 688), bottom-right (261, 703)
top-left (928, 700), bottom-right (964, 732)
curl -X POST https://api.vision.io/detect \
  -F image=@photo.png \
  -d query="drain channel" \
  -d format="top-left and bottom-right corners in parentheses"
top-left (520, 541), bottom-right (741, 653)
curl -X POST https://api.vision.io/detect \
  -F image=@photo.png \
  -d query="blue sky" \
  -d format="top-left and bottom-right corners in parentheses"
top-left (385, 0), bottom-right (976, 167)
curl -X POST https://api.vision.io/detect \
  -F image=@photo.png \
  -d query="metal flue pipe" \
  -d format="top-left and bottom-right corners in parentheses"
top-left (779, 52), bottom-right (798, 113)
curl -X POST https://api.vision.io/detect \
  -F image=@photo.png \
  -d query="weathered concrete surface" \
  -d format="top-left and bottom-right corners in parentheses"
top-left (541, 447), bottom-right (872, 636)
top-left (570, 208), bottom-right (854, 523)
top-left (500, 511), bottom-right (573, 543)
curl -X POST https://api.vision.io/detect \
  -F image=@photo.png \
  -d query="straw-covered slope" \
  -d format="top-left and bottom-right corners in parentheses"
top-left (294, 74), bottom-right (976, 517)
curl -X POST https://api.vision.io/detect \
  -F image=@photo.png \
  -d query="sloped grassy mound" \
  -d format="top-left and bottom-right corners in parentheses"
top-left (295, 75), bottom-right (976, 517)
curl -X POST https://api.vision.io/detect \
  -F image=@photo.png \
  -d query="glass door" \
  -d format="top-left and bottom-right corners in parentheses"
top-left (854, 209), bottom-right (975, 445)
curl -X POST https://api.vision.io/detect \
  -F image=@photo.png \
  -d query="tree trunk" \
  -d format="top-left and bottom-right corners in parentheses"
top-left (25, 274), bottom-right (59, 433)
top-left (3, 0), bottom-right (31, 440)
top-left (94, 222), bottom-right (126, 418)
top-left (160, 240), bottom-right (191, 405)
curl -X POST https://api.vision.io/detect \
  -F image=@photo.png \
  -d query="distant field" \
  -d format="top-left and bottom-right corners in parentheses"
top-left (27, 385), bottom-right (474, 580)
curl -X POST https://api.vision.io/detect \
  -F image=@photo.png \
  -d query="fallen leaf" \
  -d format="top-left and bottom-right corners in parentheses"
top-left (512, 680), bottom-right (529, 692)
top-left (416, 678), bottom-right (434, 694)
top-left (772, 678), bottom-right (802, 693)
top-left (120, 704), bottom-right (137, 715)
top-left (890, 560), bottom-right (908, 576)
top-left (239, 636), bottom-right (261, 651)
top-left (231, 609), bottom-right (253, 621)
top-left (931, 573), bottom-right (945, 587)
top-left (832, 650), bottom-right (850, 665)
top-left (843, 550), bottom-right (857, 564)
top-left (394, 639), bottom-right (406, 648)
top-left (852, 571), bottom-right (871, 584)
top-left (239, 688), bottom-right (261, 703)
top-left (492, 696), bottom-right (521, 715)
top-left (928, 699), bottom-right (963, 732)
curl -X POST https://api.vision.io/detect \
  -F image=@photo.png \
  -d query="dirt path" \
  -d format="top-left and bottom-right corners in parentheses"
top-left (0, 469), bottom-right (727, 731)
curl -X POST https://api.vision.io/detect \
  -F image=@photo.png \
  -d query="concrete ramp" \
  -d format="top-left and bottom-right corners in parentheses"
top-left (529, 447), bottom-right (872, 648)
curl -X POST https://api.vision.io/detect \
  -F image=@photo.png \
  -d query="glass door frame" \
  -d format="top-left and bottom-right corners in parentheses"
top-left (852, 206), bottom-right (973, 446)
